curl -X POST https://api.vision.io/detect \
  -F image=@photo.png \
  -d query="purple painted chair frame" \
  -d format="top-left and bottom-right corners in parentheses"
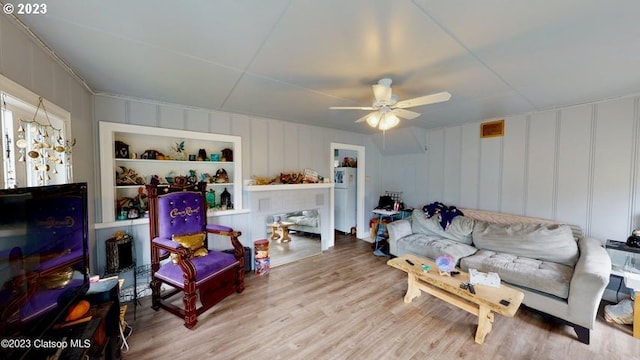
top-left (146, 183), bottom-right (245, 329)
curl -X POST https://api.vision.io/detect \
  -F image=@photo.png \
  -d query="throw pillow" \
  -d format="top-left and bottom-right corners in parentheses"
top-left (410, 209), bottom-right (474, 245)
top-left (411, 209), bottom-right (439, 236)
top-left (171, 232), bottom-right (208, 264)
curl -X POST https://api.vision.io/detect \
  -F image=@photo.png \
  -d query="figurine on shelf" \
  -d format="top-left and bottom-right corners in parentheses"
top-left (173, 176), bottom-right (188, 186)
top-left (197, 149), bottom-right (207, 161)
top-left (214, 168), bottom-right (229, 183)
top-left (149, 174), bottom-right (160, 185)
top-left (115, 141), bottom-right (129, 159)
top-left (116, 166), bottom-right (145, 185)
top-left (140, 149), bottom-right (163, 160)
top-left (221, 148), bottom-right (233, 161)
top-left (135, 187), bottom-right (148, 214)
top-left (171, 141), bottom-right (186, 160)
top-left (206, 189), bottom-right (216, 208)
top-left (220, 188), bottom-right (231, 210)
top-left (188, 169), bottom-right (198, 184)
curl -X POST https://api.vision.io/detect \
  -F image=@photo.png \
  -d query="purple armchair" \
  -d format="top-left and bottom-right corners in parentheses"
top-left (146, 183), bottom-right (244, 329)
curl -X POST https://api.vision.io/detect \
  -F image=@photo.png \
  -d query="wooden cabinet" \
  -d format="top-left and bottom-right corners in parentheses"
top-left (98, 122), bottom-right (243, 224)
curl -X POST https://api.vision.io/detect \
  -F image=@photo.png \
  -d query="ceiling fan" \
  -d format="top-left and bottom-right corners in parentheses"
top-left (330, 78), bottom-right (451, 131)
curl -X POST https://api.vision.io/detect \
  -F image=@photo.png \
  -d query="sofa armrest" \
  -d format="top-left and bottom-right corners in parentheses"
top-left (387, 219), bottom-right (412, 256)
top-left (567, 237), bottom-right (611, 328)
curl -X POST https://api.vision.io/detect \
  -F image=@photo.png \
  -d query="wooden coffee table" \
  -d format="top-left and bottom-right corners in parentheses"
top-left (388, 254), bottom-right (524, 344)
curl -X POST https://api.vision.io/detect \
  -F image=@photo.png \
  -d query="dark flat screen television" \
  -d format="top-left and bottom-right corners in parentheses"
top-left (0, 182), bottom-right (90, 359)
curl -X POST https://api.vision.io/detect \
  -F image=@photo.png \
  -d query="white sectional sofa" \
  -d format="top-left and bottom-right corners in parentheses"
top-left (387, 208), bottom-right (611, 344)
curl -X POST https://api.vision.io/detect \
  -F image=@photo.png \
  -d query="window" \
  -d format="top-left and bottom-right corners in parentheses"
top-left (0, 75), bottom-right (73, 188)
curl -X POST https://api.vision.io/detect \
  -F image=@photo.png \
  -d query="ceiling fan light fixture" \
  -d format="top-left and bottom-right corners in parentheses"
top-left (366, 113), bottom-right (380, 128)
top-left (329, 77), bottom-right (451, 131)
top-left (372, 84), bottom-right (391, 102)
top-left (378, 112), bottom-right (399, 131)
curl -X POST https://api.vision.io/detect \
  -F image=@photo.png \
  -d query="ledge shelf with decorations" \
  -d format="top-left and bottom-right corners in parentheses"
top-left (97, 121), bottom-right (245, 227)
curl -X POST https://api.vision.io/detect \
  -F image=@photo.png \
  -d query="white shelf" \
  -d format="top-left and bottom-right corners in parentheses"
top-left (245, 183), bottom-right (333, 192)
top-left (99, 122), bottom-right (243, 223)
top-left (115, 158), bottom-right (234, 165)
top-left (115, 183), bottom-right (233, 189)
top-left (95, 208), bottom-right (251, 229)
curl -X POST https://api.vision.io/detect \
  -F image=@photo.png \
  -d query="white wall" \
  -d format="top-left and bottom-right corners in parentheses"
top-left (0, 14), bottom-right (95, 262)
top-left (382, 96), bottom-right (640, 242)
top-left (93, 94), bottom-right (383, 271)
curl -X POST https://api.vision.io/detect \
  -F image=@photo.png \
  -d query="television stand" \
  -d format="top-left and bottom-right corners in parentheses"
top-left (53, 301), bottom-right (119, 360)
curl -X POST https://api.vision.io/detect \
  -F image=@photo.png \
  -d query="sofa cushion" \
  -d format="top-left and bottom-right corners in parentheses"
top-left (397, 233), bottom-right (477, 264)
top-left (472, 221), bottom-right (579, 267)
top-left (411, 209), bottom-right (474, 245)
top-left (460, 250), bottom-right (573, 299)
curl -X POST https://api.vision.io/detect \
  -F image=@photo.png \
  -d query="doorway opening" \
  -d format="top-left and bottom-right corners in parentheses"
top-left (330, 143), bottom-right (366, 239)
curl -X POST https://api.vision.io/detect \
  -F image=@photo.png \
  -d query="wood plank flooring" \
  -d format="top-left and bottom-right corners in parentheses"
top-left (122, 233), bottom-right (640, 360)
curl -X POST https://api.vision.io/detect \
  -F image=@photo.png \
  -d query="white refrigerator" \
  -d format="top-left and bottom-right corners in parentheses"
top-left (334, 167), bottom-right (357, 233)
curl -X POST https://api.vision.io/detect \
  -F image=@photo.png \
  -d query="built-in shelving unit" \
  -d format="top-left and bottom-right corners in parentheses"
top-left (98, 122), bottom-right (243, 226)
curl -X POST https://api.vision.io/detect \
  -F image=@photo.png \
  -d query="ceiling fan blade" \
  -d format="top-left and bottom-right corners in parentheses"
top-left (330, 106), bottom-right (377, 110)
top-left (394, 91), bottom-right (451, 109)
top-left (355, 113), bottom-right (372, 123)
top-left (391, 108), bottom-right (421, 120)
top-left (372, 84), bottom-right (392, 102)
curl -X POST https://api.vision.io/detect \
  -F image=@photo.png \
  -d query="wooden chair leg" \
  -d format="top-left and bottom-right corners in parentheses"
top-left (181, 277), bottom-right (198, 329)
top-left (150, 278), bottom-right (161, 310)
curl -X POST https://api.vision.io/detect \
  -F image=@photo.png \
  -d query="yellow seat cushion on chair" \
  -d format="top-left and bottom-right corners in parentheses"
top-left (171, 232), bottom-right (208, 263)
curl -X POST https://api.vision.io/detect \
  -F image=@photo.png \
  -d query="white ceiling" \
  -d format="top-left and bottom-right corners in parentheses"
top-left (14, 0), bottom-right (640, 133)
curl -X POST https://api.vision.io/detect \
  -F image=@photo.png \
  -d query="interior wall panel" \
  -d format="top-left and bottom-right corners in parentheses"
top-left (52, 65), bottom-right (71, 111)
top-left (310, 127), bottom-right (324, 172)
top-left (268, 120), bottom-right (285, 175)
top-left (381, 153), bottom-right (424, 207)
top-left (426, 129), bottom-right (445, 203)
top-left (229, 114), bottom-right (252, 196)
top-left (297, 126), bottom-right (313, 175)
top-left (31, 45), bottom-right (54, 100)
top-left (184, 108), bottom-right (209, 133)
top-left (159, 105), bottom-right (184, 130)
top-left (525, 111), bottom-right (557, 219)
top-left (459, 123), bottom-right (480, 208)
top-left (250, 118), bottom-right (269, 177)
top-left (478, 136), bottom-right (502, 211)
top-left (128, 101), bottom-right (157, 127)
top-left (210, 110), bottom-right (231, 134)
top-left (383, 95), bottom-right (640, 241)
top-left (0, 17), bottom-right (30, 87)
top-left (284, 124), bottom-right (299, 171)
top-left (500, 115), bottom-right (527, 215)
top-left (414, 152), bottom-right (430, 206)
top-left (443, 127), bottom-right (462, 205)
top-left (633, 98), bottom-right (640, 232)
top-left (94, 96), bottom-right (126, 123)
top-left (590, 98), bottom-right (635, 241)
top-left (555, 105), bottom-right (592, 229)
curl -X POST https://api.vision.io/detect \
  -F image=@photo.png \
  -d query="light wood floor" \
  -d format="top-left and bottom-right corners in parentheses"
top-left (123, 233), bottom-right (639, 360)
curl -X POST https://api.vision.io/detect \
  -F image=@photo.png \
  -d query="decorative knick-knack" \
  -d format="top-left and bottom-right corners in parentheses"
top-left (206, 189), bottom-right (216, 208)
top-left (221, 188), bottom-right (231, 209)
top-left (221, 148), bottom-right (233, 161)
top-left (197, 148), bottom-right (207, 161)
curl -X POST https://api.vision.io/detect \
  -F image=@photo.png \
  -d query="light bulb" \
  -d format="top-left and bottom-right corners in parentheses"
top-left (379, 113), bottom-right (400, 131)
top-left (366, 113), bottom-right (380, 128)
